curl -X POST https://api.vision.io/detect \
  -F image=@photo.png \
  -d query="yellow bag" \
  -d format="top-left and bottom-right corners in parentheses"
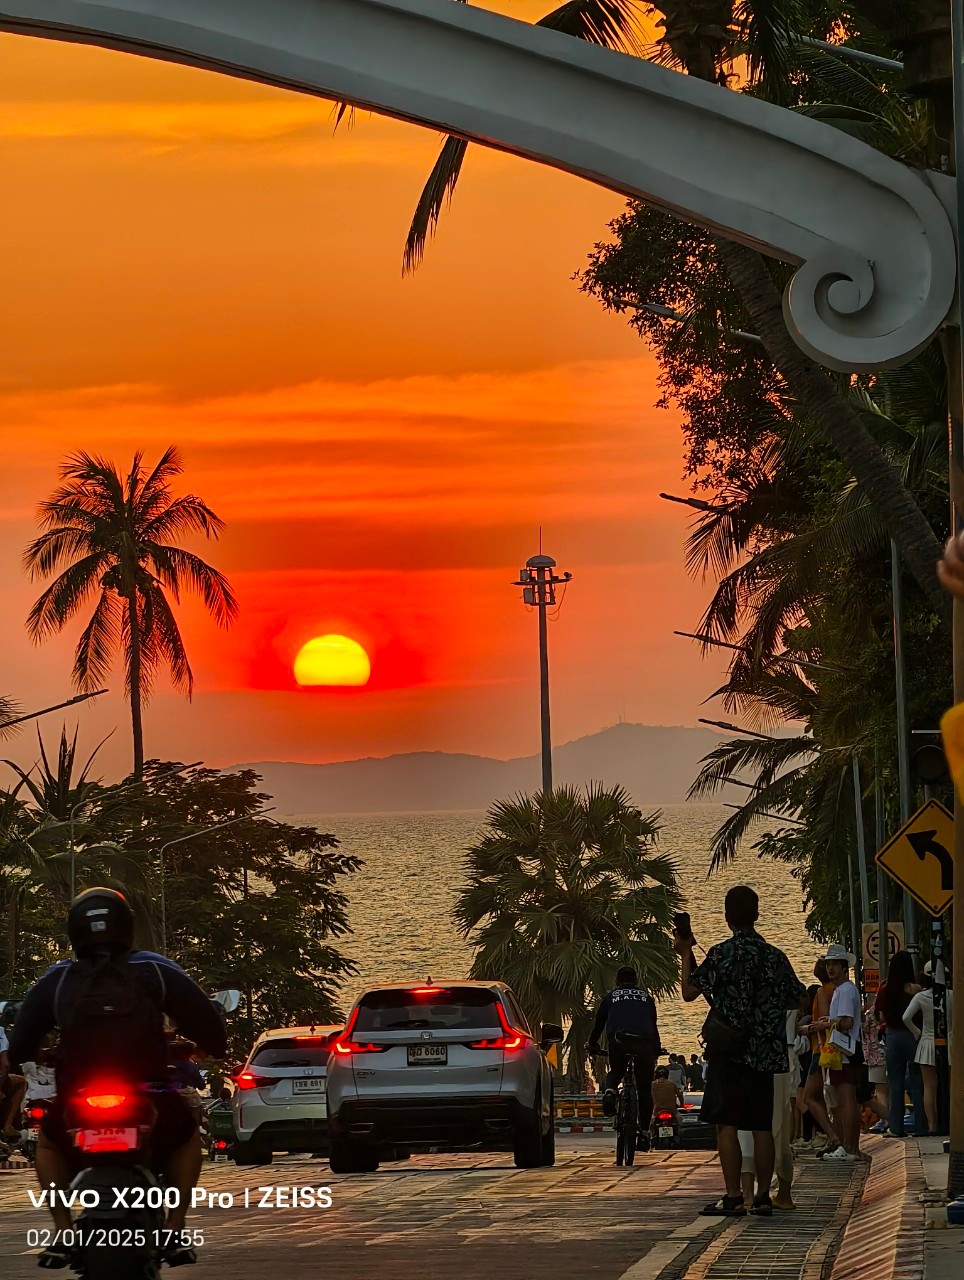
top-left (819, 1045), bottom-right (842, 1071)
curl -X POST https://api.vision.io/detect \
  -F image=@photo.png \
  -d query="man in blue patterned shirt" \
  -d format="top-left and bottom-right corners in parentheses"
top-left (676, 885), bottom-right (805, 1217)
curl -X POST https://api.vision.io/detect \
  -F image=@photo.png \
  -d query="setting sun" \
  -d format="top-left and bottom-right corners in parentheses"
top-left (294, 635), bottom-right (371, 687)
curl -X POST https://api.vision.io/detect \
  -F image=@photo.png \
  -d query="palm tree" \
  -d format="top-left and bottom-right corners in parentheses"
top-left (0, 695), bottom-right (22, 739)
top-left (402, 0), bottom-right (948, 608)
top-left (455, 785), bottom-right (681, 1087)
top-left (24, 448), bottom-right (238, 778)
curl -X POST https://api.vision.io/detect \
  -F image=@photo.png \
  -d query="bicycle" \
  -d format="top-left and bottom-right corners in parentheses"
top-left (592, 1033), bottom-right (651, 1167)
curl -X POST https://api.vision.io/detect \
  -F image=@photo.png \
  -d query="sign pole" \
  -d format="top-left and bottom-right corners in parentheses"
top-left (853, 758), bottom-right (871, 923)
top-left (891, 541), bottom-right (919, 956)
top-left (875, 770), bottom-right (890, 984)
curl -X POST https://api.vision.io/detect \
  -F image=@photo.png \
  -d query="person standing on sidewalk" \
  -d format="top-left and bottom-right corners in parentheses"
top-left (813, 944), bottom-right (863, 1161)
top-left (903, 963), bottom-right (953, 1137)
top-left (739, 1004), bottom-right (805, 1211)
top-left (875, 949), bottom-right (924, 1138)
top-left (861, 991), bottom-right (889, 1130)
top-left (676, 885), bottom-right (805, 1218)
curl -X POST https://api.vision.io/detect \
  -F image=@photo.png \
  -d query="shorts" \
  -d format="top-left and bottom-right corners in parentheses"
top-left (699, 1059), bottom-right (775, 1132)
top-left (828, 1038), bottom-right (864, 1087)
top-left (41, 1092), bottom-right (196, 1169)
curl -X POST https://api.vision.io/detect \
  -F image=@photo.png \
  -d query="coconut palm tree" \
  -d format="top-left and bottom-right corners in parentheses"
top-left (455, 784), bottom-right (681, 1086)
top-left (403, 0), bottom-right (947, 607)
top-left (0, 696), bottom-right (22, 739)
top-left (24, 448), bottom-right (238, 778)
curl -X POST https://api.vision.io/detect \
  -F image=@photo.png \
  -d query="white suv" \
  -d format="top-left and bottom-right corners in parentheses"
top-left (325, 980), bottom-right (562, 1173)
top-left (231, 1024), bottom-right (341, 1164)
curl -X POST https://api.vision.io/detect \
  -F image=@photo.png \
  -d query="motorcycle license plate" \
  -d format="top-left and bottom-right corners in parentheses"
top-left (659, 1126), bottom-right (674, 1138)
top-left (26, 1127), bottom-right (40, 1141)
top-left (77, 1127), bottom-right (139, 1152)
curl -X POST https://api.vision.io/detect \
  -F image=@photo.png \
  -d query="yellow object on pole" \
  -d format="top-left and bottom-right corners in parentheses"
top-left (545, 1043), bottom-right (560, 1070)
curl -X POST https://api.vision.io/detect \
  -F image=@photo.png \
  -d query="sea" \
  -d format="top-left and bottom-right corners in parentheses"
top-left (293, 803), bottom-right (818, 1055)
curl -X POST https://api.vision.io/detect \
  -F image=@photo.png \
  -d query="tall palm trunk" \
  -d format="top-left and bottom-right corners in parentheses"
top-left (125, 587), bottom-right (145, 780)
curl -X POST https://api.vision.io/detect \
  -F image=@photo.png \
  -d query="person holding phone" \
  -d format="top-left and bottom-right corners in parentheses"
top-left (675, 886), bottom-right (805, 1218)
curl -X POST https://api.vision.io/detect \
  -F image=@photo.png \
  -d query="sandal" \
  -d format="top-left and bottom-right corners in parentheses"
top-left (700, 1195), bottom-right (747, 1217)
top-left (750, 1195), bottom-right (773, 1216)
top-left (37, 1245), bottom-right (72, 1270)
top-left (163, 1244), bottom-right (198, 1268)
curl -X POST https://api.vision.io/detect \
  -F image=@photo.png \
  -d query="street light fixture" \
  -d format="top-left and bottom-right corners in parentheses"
top-left (68, 760), bottom-right (201, 899)
top-left (513, 550), bottom-right (572, 793)
top-left (0, 689), bottom-right (109, 733)
top-left (158, 807), bottom-right (276, 954)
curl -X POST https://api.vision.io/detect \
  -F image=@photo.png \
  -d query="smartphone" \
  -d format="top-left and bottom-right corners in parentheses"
top-left (673, 911), bottom-right (693, 941)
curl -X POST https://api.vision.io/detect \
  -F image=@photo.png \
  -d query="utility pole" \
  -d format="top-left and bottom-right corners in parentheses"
top-left (513, 549), bottom-right (571, 793)
top-left (891, 542), bottom-right (918, 955)
top-left (902, 2), bottom-right (962, 1193)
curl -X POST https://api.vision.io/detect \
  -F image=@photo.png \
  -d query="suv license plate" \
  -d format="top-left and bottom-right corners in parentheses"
top-left (292, 1078), bottom-right (324, 1093)
top-left (407, 1045), bottom-right (447, 1066)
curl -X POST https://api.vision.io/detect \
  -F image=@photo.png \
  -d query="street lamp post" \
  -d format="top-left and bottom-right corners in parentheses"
top-left (513, 552), bottom-right (571, 794)
top-left (158, 807), bottom-right (275, 955)
top-left (68, 760), bottom-right (201, 899)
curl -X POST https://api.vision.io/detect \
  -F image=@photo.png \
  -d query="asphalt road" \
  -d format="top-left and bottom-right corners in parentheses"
top-left (0, 1136), bottom-right (728, 1280)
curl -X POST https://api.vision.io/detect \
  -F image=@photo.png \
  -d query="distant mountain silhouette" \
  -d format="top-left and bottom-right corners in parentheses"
top-left (230, 722), bottom-right (724, 815)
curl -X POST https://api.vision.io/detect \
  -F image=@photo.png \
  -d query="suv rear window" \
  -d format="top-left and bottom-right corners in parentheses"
top-left (250, 1035), bottom-right (339, 1068)
top-left (354, 987), bottom-right (501, 1033)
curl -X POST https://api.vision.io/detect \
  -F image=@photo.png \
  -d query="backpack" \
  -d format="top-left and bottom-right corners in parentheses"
top-left (54, 953), bottom-right (167, 1087)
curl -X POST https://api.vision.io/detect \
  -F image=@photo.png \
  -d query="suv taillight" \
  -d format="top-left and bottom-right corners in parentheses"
top-left (331, 1007), bottom-right (389, 1056)
top-left (468, 1002), bottom-right (528, 1051)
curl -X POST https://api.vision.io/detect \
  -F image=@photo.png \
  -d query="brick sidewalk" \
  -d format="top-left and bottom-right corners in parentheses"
top-left (668, 1136), bottom-right (933, 1280)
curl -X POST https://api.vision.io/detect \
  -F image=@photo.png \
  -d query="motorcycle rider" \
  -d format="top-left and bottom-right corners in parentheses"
top-left (587, 965), bottom-right (661, 1144)
top-left (9, 887), bottom-right (227, 1270)
top-left (651, 1064), bottom-right (685, 1130)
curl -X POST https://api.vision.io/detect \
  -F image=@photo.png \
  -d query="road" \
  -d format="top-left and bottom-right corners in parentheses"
top-left (0, 1136), bottom-right (728, 1280)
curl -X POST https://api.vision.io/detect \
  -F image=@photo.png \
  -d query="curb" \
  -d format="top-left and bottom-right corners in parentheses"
top-left (554, 1122), bottom-right (609, 1133)
top-left (828, 1136), bottom-right (925, 1280)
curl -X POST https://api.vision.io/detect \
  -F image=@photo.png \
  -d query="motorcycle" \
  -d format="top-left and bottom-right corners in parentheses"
top-left (59, 989), bottom-right (242, 1280)
top-left (20, 1099), bottom-right (50, 1162)
top-left (649, 1108), bottom-right (680, 1150)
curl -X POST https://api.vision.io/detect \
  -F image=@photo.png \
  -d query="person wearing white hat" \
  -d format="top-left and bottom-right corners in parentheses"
top-left (811, 944), bottom-right (862, 1161)
top-left (903, 963), bottom-right (953, 1136)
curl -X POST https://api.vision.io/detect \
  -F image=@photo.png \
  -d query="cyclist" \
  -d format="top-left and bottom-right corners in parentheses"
top-left (588, 965), bottom-right (660, 1139)
top-left (9, 887), bottom-right (227, 1270)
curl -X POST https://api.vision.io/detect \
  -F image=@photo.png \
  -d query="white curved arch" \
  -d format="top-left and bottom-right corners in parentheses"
top-left (0, 0), bottom-right (956, 372)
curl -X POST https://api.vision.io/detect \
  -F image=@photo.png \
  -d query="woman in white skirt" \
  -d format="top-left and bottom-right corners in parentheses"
top-left (903, 964), bottom-right (953, 1136)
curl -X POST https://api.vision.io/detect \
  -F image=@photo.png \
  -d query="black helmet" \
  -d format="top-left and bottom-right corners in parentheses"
top-left (67, 887), bottom-right (134, 956)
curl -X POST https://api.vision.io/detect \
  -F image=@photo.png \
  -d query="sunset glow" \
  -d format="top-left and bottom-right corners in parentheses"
top-left (0, 17), bottom-right (728, 774)
top-left (294, 635), bottom-right (371, 687)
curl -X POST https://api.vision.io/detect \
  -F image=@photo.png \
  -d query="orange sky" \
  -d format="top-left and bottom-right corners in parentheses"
top-left (0, 13), bottom-right (729, 778)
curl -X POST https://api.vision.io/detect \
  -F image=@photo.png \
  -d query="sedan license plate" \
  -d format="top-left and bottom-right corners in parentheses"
top-left (407, 1044), bottom-right (447, 1066)
top-left (292, 1078), bottom-right (324, 1093)
top-left (78, 1126), bottom-right (139, 1152)
top-left (659, 1126), bottom-right (674, 1138)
